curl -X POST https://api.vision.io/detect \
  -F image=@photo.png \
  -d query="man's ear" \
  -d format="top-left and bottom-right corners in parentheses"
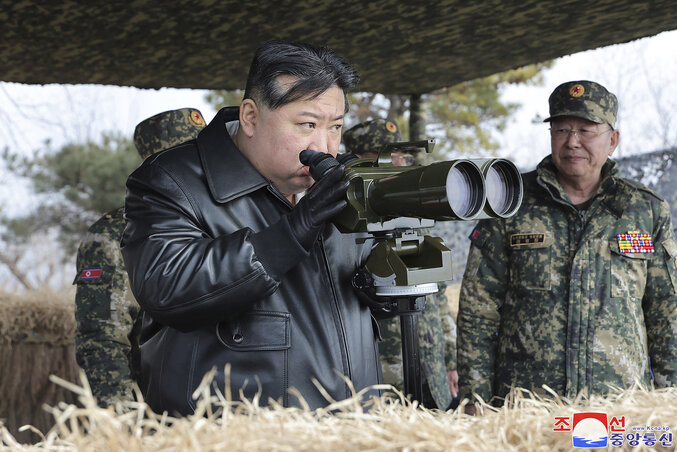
top-left (239, 98), bottom-right (258, 138)
top-left (608, 129), bottom-right (620, 156)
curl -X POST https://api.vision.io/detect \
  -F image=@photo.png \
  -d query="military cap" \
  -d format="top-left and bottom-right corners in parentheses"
top-left (133, 108), bottom-right (206, 159)
top-left (543, 80), bottom-right (618, 128)
top-left (343, 118), bottom-right (402, 156)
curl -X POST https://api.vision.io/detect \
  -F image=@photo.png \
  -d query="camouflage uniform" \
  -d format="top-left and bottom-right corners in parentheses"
top-left (457, 81), bottom-right (677, 404)
top-left (343, 118), bottom-right (402, 157)
top-left (344, 118), bottom-right (457, 409)
top-left (74, 108), bottom-right (206, 405)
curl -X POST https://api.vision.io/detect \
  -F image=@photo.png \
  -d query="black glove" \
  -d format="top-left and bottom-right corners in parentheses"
top-left (288, 163), bottom-right (349, 250)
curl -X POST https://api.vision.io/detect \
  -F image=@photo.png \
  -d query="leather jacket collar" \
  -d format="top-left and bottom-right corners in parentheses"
top-left (197, 106), bottom-right (269, 204)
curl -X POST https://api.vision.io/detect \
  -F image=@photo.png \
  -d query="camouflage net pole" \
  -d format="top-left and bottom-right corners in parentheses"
top-left (409, 94), bottom-right (425, 141)
top-left (401, 92), bottom-right (427, 403)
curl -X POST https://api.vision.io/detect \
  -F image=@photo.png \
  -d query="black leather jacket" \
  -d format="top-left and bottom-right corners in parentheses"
top-left (121, 107), bottom-right (381, 415)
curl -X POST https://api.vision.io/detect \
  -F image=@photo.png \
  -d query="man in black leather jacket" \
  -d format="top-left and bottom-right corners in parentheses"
top-left (121, 40), bottom-right (382, 415)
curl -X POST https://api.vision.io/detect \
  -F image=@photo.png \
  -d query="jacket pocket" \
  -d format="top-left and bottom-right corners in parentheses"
top-left (509, 239), bottom-right (552, 290)
top-left (207, 311), bottom-right (292, 407)
top-left (609, 240), bottom-right (651, 299)
top-left (216, 311), bottom-right (291, 351)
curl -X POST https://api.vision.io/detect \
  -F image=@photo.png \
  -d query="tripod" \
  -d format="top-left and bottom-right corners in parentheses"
top-left (354, 267), bottom-right (438, 403)
top-left (389, 294), bottom-right (427, 402)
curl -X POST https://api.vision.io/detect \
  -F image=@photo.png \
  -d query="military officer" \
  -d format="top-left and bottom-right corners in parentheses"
top-left (457, 80), bottom-right (677, 413)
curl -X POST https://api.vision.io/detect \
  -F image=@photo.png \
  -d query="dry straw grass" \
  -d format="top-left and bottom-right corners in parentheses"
top-left (0, 289), bottom-right (80, 443)
top-left (1, 369), bottom-right (675, 452)
top-left (0, 289), bottom-right (76, 345)
top-left (1, 289), bottom-right (674, 450)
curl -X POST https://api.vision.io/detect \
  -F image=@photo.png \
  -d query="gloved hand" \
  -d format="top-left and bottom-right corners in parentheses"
top-left (288, 163), bottom-right (349, 250)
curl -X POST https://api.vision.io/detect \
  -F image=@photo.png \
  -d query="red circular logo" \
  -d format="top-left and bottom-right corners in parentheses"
top-left (569, 84), bottom-right (585, 97)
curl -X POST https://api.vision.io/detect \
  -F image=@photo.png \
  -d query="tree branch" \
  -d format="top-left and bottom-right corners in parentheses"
top-left (0, 250), bottom-right (35, 291)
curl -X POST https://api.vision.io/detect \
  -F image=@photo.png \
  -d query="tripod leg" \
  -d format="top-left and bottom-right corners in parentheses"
top-left (400, 311), bottom-right (423, 403)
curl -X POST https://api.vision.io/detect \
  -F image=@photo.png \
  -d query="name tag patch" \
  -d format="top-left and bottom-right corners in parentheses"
top-left (617, 231), bottom-right (654, 253)
top-left (510, 233), bottom-right (545, 247)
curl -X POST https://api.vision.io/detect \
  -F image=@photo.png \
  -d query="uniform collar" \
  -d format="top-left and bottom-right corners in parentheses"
top-left (196, 106), bottom-right (270, 204)
top-left (536, 155), bottom-right (628, 217)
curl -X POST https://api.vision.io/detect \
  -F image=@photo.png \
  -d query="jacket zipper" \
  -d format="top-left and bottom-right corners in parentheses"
top-left (267, 186), bottom-right (354, 387)
top-left (575, 209), bottom-right (586, 244)
top-left (318, 235), bottom-right (353, 385)
top-left (537, 175), bottom-right (584, 396)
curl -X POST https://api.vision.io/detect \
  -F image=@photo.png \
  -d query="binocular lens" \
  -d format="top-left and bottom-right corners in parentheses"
top-left (483, 160), bottom-right (522, 217)
top-left (486, 165), bottom-right (510, 215)
top-left (445, 161), bottom-right (484, 220)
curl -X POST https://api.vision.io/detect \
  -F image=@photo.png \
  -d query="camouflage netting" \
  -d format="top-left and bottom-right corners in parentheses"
top-left (2, 1), bottom-right (677, 93)
top-left (0, 290), bottom-right (80, 444)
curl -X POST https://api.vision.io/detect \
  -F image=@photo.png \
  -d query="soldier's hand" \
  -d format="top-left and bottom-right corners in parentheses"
top-left (447, 370), bottom-right (459, 397)
top-left (288, 164), bottom-right (348, 250)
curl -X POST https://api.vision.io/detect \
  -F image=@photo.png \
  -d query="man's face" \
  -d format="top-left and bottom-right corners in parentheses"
top-left (242, 78), bottom-right (345, 197)
top-left (391, 151), bottom-right (416, 167)
top-left (550, 116), bottom-right (619, 185)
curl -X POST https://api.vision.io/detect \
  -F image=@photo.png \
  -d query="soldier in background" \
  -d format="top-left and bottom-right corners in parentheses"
top-left (342, 118), bottom-right (416, 165)
top-left (457, 80), bottom-right (677, 414)
top-left (74, 108), bottom-right (206, 405)
top-left (343, 118), bottom-right (459, 410)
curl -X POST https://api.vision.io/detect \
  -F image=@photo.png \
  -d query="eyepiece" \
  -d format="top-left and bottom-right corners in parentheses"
top-left (299, 149), bottom-right (340, 180)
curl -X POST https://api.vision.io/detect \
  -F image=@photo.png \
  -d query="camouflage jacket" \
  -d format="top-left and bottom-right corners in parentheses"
top-left (378, 284), bottom-right (456, 409)
top-left (74, 207), bottom-right (142, 405)
top-left (457, 156), bottom-right (677, 403)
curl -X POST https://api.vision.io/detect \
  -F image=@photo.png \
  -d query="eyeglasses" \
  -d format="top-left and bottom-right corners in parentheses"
top-left (549, 127), bottom-right (613, 142)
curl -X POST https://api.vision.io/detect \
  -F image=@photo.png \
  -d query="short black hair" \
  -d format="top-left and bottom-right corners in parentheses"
top-left (243, 40), bottom-right (359, 113)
